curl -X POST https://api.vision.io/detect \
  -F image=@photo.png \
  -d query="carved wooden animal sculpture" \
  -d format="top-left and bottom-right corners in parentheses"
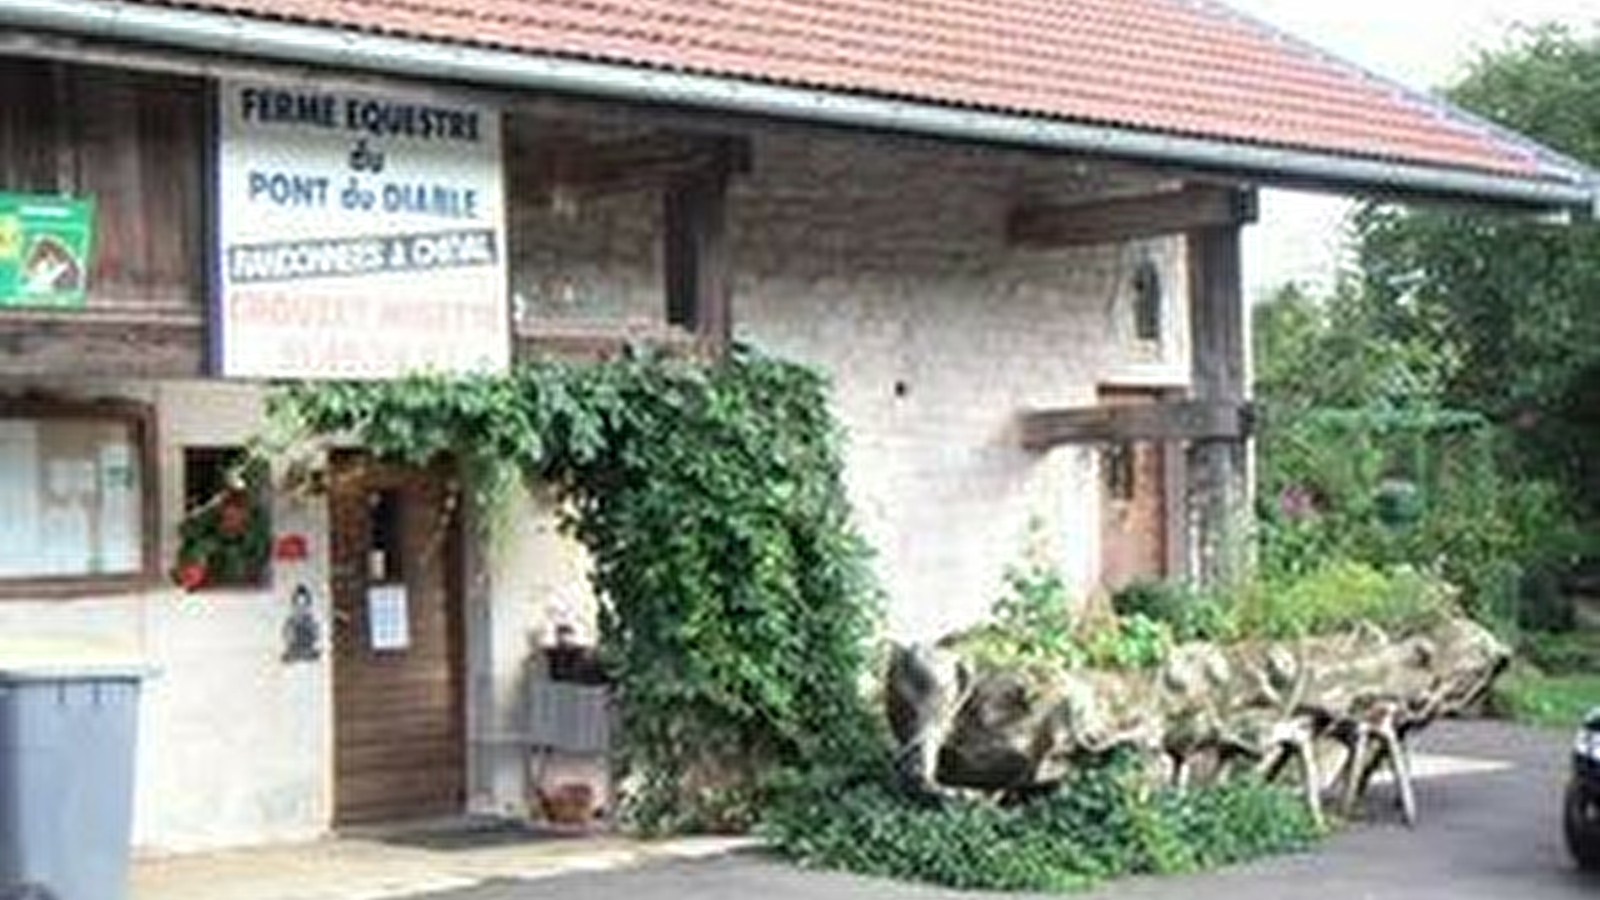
top-left (884, 642), bottom-right (971, 799)
top-left (883, 614), bottom-right (1509, 826)
top-left (1156, 637), bottom-right (1325, 825)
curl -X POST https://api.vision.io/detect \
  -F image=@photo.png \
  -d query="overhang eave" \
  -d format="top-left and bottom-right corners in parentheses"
top-left (2, 0), bottom-right (1596, 216)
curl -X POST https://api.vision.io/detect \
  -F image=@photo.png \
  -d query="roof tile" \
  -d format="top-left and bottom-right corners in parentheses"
top-left (135, 0), bottom-right (1561, 179)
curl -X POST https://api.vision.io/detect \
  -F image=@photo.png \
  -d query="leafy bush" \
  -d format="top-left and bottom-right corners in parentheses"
top-left (1238, 561), bottom-right (1457, 639)
top-left (1110, 580), bottom-right (1239, 643)
top-left (1490, 669), bottom-right (1600, 728)
top-left (762, 761), bottom-right (1322, 893)
top-left (1083, 613), bottom-right (1172, 670)
top-left (1251, 284), bottom-right (1590, 637)
top-left (949, 562), bottom-right (1175, 672)
top-left (1520, 630), bottom-right (1600, 674)
top-left (983, 561), bottom-right (1087, 667)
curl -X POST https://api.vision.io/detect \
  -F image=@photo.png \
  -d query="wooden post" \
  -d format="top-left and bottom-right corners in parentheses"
top-left (1187, 215), bottom-right (1250, 585)
top-left (663, 143), bottom-right (735, 345)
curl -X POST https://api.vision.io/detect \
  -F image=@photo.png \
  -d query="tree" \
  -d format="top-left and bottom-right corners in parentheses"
top-left (1252, 277), bottom-right (1583, 628)
top-left (1356, 25), bottom-right (1600, 516)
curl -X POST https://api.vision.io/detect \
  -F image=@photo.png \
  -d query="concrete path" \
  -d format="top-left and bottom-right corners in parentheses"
top-left (130, 832), bottom-right (756, 900)
top-left (405, 719), bottom-right (1596, 900)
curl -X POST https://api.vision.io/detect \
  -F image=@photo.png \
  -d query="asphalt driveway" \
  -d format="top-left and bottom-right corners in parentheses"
top-left (419, 719), bottom-right (1595, 900)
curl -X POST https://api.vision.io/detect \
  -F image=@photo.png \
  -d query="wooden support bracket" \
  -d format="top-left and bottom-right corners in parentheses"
top-left (1019, 400), bottom-right (1254, 450)
top-left (1008, 184), bottom-right (1259, 248)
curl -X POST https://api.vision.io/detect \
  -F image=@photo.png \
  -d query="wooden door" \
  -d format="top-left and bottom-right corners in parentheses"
top-left (1098, 387), bottom-right (1170, 592)
top-left (329, 454), bottom-right (465, 825)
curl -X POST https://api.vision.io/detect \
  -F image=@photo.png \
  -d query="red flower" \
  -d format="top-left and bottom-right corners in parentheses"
top-left (218, 498), bottom-right (250, 537)
top-left (174, 561), bottom-right (208, 592)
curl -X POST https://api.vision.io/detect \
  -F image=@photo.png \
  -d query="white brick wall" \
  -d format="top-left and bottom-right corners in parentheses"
top-left (507, 127), bottom-right (1193, 639)
top-left (730, 131), bottom-right (1190, 639)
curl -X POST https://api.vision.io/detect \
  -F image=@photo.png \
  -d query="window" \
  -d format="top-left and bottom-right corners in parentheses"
top-left (0, 399), bottom-right (155, 593)
top-left (1104, 443), bottom-right (1136, 503)
top-left (1131, 259), bottom-right (1163, 343)
top-left (366, 488), bottom-right (405, 584)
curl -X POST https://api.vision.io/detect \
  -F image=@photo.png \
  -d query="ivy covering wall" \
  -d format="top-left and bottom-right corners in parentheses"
top-left (270, 349), bottom-right (884, 831)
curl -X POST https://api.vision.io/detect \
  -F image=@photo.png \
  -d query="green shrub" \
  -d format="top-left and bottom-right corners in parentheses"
top-left (983, 561), bottom-right (1086, 667)
top-left (1520, 629), bottom-right (1600, 674)
top-left (1083, 613), bottom-right (1172, 670)
top-left (1241, 561), bottom-right (1457, 638)
top-left (762, 762), bottom-right (1322, 893)
top-left (1110, 580), bottom-right (1239, 643)
top-left (1490, 669), bottom-right (1600, 728)
top-left (948, 563), bottom-right (1177, 672)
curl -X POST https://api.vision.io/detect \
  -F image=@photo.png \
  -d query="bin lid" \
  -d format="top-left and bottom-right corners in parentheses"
top-left (0, 636), bottom-right (154, 682)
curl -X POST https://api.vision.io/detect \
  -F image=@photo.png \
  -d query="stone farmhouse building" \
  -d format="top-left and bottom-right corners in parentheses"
top-left (0, 0), bottom-right (1593, 853)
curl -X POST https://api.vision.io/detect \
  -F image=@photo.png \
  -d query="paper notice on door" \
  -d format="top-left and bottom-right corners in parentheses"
top-left (366, 584), bottom-right (410, 652)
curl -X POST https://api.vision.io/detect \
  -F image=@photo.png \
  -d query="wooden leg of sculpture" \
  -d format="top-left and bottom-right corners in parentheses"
top-left (1171, 750), bottom-right (1192, 792)
top-left (1340, 727), bottom-right (1371, 818)
top-left (1260, 744), bottom-right (1292, 783)
top-left (1375, 721), bottom-right (1417, 827)
top-left (1354, 741), bottom-right (1385, 800)
top-left (1296, 731), bottom-right (1324, 829)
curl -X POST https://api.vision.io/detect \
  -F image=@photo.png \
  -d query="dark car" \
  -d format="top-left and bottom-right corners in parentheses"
top-left (1566, 706), bottom-right (1600, 871)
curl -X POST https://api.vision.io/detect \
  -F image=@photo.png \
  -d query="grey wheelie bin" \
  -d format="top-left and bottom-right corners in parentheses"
top-left (0, 654), bottom-right (146, 900)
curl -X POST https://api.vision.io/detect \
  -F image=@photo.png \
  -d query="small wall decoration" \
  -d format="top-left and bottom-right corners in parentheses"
top-left (273, 532), bottom-right (310, 562)
top-left (0, 193), bottom-right (95, 309)
top-left (282, 584), bottom-right (322, 662)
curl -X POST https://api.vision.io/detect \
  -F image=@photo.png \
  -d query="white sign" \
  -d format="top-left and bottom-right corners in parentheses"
top-left (217, 81), bottom-right (508, 379)
top-left (366, 584), bottom-right (411, 652)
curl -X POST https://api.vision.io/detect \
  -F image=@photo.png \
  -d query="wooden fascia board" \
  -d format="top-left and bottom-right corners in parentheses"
top-left (1008, 184), bottom-right (1259, 248)
top-left (1019, 400), bottom-right (1254, 450)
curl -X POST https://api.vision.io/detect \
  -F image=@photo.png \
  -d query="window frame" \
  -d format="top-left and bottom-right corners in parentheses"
top-left (0, 396), bottom-right (160, 598)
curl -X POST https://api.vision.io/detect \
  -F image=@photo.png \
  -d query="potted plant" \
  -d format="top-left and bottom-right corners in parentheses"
top-left (172, 479), bottom-right (270, 590)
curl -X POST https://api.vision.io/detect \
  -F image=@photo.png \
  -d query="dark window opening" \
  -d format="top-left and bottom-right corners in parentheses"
top-left (1132, 259), bottom-right (1162, 342)
top-left (1105, 443), bottom-right (1136, 502)
top-left (367, 488), bottom-right (404, 583)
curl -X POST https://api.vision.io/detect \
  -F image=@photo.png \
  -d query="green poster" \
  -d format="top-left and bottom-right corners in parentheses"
top-left (0, 193), bottom-right (95, 308)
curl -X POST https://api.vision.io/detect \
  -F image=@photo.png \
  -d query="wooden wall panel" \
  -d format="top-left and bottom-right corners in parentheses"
top-left (0, 58), bottom-right (60, 191)
top-left (0, 57), bottom-right (207, 376)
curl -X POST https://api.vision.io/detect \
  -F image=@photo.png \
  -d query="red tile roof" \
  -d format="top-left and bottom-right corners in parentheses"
top-left (125, 0), bottom-right (1576, 182)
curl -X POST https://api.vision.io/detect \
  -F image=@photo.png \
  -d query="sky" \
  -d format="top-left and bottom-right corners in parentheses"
top-left (1220, 0), bottom-right (1600, 299)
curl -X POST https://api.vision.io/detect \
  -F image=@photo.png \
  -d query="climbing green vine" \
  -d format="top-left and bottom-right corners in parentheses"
top-left (269, 348), bottom-right (884, 832)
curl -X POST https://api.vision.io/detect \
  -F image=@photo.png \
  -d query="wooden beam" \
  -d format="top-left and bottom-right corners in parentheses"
top-left (512, 322), bottom-right (714, 362)
top-left (1020, 400), bottom-right (1253, 450)
top-left (0, 313), bottom-right (206, 377)
top-left (1008, 184), bottom-right (1258, 248)
top-left (663, 139), bottom-right (737, 343)
top-left (510, 131), bottom-right (751, 200)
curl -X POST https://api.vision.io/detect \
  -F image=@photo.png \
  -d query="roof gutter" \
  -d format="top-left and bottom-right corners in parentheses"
top-left (4, 0), bottom-right (1598, 215)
